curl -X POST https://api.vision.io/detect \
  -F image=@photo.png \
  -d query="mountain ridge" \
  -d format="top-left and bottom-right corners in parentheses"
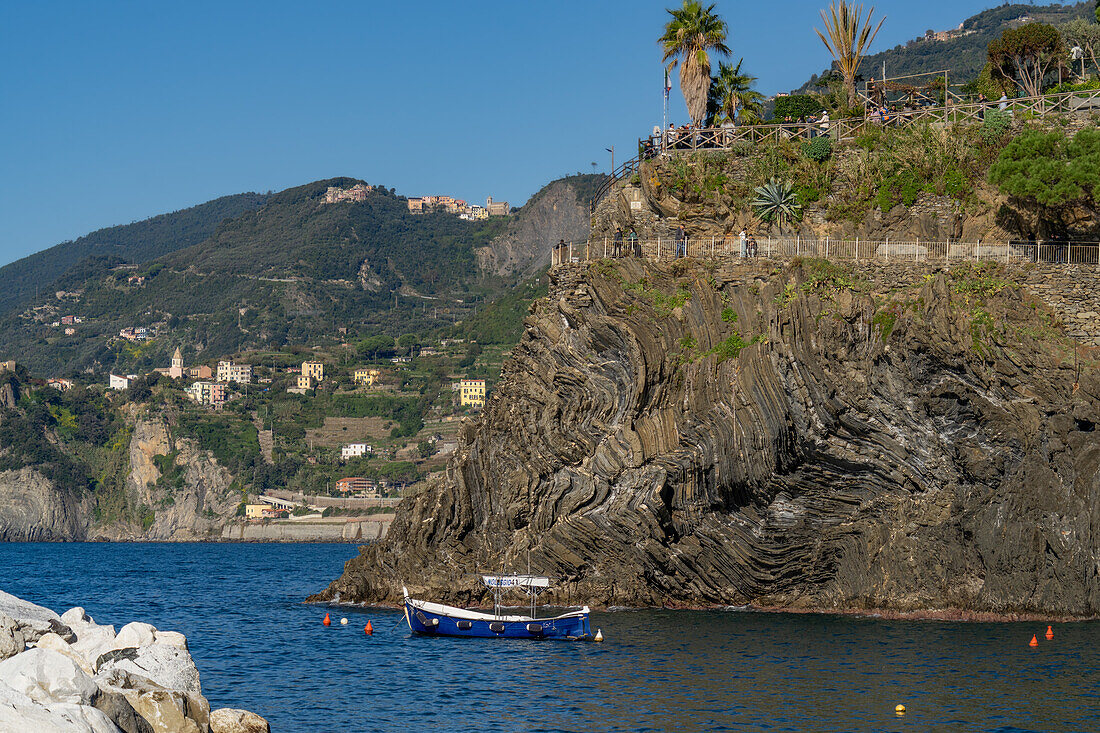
top-left (0, 192), bottom-right (268, 317)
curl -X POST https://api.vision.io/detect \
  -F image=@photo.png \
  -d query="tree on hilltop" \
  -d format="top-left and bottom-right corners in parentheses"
top-left (708, 59), bottom-right (764, 125)
top-left (988, 24), bottom-right (1065, 98)
top-left (815, 1), bottom-right (885, 109)
top-left (660, 1), bottom-right (730, 127)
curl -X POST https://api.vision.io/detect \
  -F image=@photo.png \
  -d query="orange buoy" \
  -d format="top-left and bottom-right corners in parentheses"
top-left (1045, 625), bottom-right (1054, 640)
top-left (1029, 634), bottom-right (1038, 647)
top-left (365, 620), bottom-right (373, 635)
top-left (323, 613), bottom-right (331, 626)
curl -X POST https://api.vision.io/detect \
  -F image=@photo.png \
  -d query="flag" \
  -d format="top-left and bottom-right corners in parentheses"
top-left (664, 69), bottom-right (671, 99)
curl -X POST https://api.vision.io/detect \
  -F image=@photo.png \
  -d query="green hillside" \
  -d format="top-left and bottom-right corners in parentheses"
top-left (0, 179), bottom-right (531, 375)
top-left (792, 2), bottom-right (1093, 95)
top-left (0, 192), bottom-right (268, 316)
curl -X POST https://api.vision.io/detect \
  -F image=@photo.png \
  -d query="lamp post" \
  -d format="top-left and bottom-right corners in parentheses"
top-left (605, 146), bottom-right (614, 175)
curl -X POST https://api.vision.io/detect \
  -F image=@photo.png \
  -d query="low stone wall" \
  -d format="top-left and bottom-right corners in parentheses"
top-left (563, 257), bottom-right (1100, 347)
top-left (221, 518), bottom-right (390, 542)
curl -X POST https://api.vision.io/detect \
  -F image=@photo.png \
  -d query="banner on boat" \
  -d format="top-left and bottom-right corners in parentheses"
top-left (481, 575), bottom-right (550, 589)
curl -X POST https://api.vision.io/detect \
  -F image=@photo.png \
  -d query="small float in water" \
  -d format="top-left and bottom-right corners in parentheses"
top-left (403, 575), bottom-right (592, 640)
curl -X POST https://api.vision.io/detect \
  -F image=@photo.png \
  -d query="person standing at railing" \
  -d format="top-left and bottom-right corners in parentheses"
top-left (676, 225), bottom-right (687, 259)
top-left (554, 239), bottom-right (567, 266)
top-left (613, 227), bottom-right (624, 258)
top-left (627, 226), bottom-right (639, 257)
top-left (739, 229), bottom-right (747, 259)
top-left (747, 233), bottom-right (758, 258)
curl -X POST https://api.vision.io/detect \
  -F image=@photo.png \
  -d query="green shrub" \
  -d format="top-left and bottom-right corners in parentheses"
top-left (801, 136), bottom-right (832, 162)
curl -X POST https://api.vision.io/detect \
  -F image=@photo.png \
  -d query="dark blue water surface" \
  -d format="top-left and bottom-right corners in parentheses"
top-left (1, 543), bottom-right (1097, 732)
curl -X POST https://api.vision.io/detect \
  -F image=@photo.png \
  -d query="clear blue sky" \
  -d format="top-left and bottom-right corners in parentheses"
top-left (1, 0), bottom-right (1006, 266)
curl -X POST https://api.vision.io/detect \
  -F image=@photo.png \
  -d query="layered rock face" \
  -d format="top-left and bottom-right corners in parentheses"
top-left (314, 258), bottom-right (1100, 616)
top-left (0, 468), bottom-right (92, 541)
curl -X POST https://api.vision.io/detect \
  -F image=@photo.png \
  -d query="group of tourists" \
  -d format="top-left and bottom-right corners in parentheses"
top-left (610, 227), bottom-right (642, 258)
top-left (557, 226), bottom-right (771, 263)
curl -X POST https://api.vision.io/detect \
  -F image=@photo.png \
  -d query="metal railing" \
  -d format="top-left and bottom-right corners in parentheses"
top-left (592, 87), bottom-right (1100, 212)
top-left (551, 237), bottom-right (1100, 267)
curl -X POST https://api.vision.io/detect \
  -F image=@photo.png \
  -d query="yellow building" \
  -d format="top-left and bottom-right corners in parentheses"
top-left (302, 361), bottom-right (324, 382)
top-left (354, 368), bottom-right (381, 386)
top-left (244, 504), bottom-right (272, 520)
top-left (458, 378), bottom-right (486, 408)
top-left (297, 374), bottom-right (314, 390)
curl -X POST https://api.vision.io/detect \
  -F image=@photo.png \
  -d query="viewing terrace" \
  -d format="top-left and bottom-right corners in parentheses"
top-left (592, 84), bottom-right (1100, 212)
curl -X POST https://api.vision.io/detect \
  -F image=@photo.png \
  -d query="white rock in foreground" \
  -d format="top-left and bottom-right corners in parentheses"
top-left (0, 682), bottom-right (121, 733)
top-left (115, 622), bottom-right (157, 651)
top-left (0, 588), bottom-right (265, 733)
top-left (61, 606), bottom-right (93, 628)
top-left (210, 707), bottom-right (271, 733)
top-left (33, 632), bottom-right (94, 675)
top-left (71, 622), bottom-right (118, 671)
top-left (0, 613), bottom-right (25, 661)
top-left (152, 631), bottom-right (188, 651)
top-left (0, 646), bottom-right (99, 705)
top-left (0, 589), bottom-right (72, 643)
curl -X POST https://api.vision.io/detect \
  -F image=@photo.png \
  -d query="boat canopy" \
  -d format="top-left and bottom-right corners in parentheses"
top-left (481, 574), bottom-right (551, 589)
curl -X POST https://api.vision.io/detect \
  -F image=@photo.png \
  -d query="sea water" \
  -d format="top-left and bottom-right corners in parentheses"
top-left (2, 543), bottom-right (1096, 732)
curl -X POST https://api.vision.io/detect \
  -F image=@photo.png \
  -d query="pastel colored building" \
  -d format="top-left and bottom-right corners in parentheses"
top-left (302, 361), bottom-right (324, 382)
top-left (217, 361), bottom-right (253, 384)
top-left (353, 368), bottom-right (381, 386)
top-left (457, 378), bottom-right (486, 408)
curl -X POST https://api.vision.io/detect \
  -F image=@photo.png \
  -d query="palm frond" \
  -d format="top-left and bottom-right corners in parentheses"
top-left (815, 2), bottom-right (885, 107)
top-left (660, 1), bottom-right (730, 125)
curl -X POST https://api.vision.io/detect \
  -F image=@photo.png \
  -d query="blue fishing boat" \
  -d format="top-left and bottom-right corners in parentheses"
top-left (403, 575), bottom-right (593, 640)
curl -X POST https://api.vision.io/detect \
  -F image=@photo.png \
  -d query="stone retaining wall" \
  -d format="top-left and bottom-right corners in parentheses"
top-left (557, 258), bottom-right (1100, 346)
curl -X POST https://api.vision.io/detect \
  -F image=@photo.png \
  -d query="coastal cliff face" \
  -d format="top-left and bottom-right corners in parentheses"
top-left (0, 412), bottom-right (238, 542)
top-left (91, 416), bottom-right (237, 541)
top-left (0, 469), bottom-right (91, 541)
top-left (313, 258), bottom-right (1100, 616)
top-left (477, 176), bottom-right (599, 277)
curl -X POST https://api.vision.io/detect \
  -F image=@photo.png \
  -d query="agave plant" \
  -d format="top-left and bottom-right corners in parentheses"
top-left (660, 1), bottom-right (730, 127)
top-left (751, 179), bottom-right (802, 233)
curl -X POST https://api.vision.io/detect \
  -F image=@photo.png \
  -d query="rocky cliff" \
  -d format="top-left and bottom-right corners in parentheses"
top-left (477, 175), bottom-right (602, 277)
top-left (313, 257), bottom-right (1100, 616)
top-left (91, 416), bottom-right (238, 541)
top-left (0, 469), bottom-right (92, 542)
top-left (0, 413), bottom-right (239, 542)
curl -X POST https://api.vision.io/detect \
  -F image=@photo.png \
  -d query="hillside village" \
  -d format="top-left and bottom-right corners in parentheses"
top-left (4, 333), bottom-right (498, 503)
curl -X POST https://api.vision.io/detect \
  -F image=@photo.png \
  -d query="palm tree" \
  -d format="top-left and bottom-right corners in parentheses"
top-left (709, 59), bottom-right (765, 125)
top-left (815, 1), bottom-right (885, 109)
top-left (751, 179), bottom-right (802, 234)
top-left (660, 1), bottom-right (731, 127)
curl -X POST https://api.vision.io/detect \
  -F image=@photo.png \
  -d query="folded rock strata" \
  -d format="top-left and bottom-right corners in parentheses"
top-left (313, 259), bottom-right (1100, 616)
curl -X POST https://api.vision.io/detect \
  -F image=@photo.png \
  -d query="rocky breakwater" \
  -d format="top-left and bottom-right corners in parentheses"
top-left (0, 589), bottom-right (268, 733)
top-left (313, 257), bottom-right (1100, 617)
